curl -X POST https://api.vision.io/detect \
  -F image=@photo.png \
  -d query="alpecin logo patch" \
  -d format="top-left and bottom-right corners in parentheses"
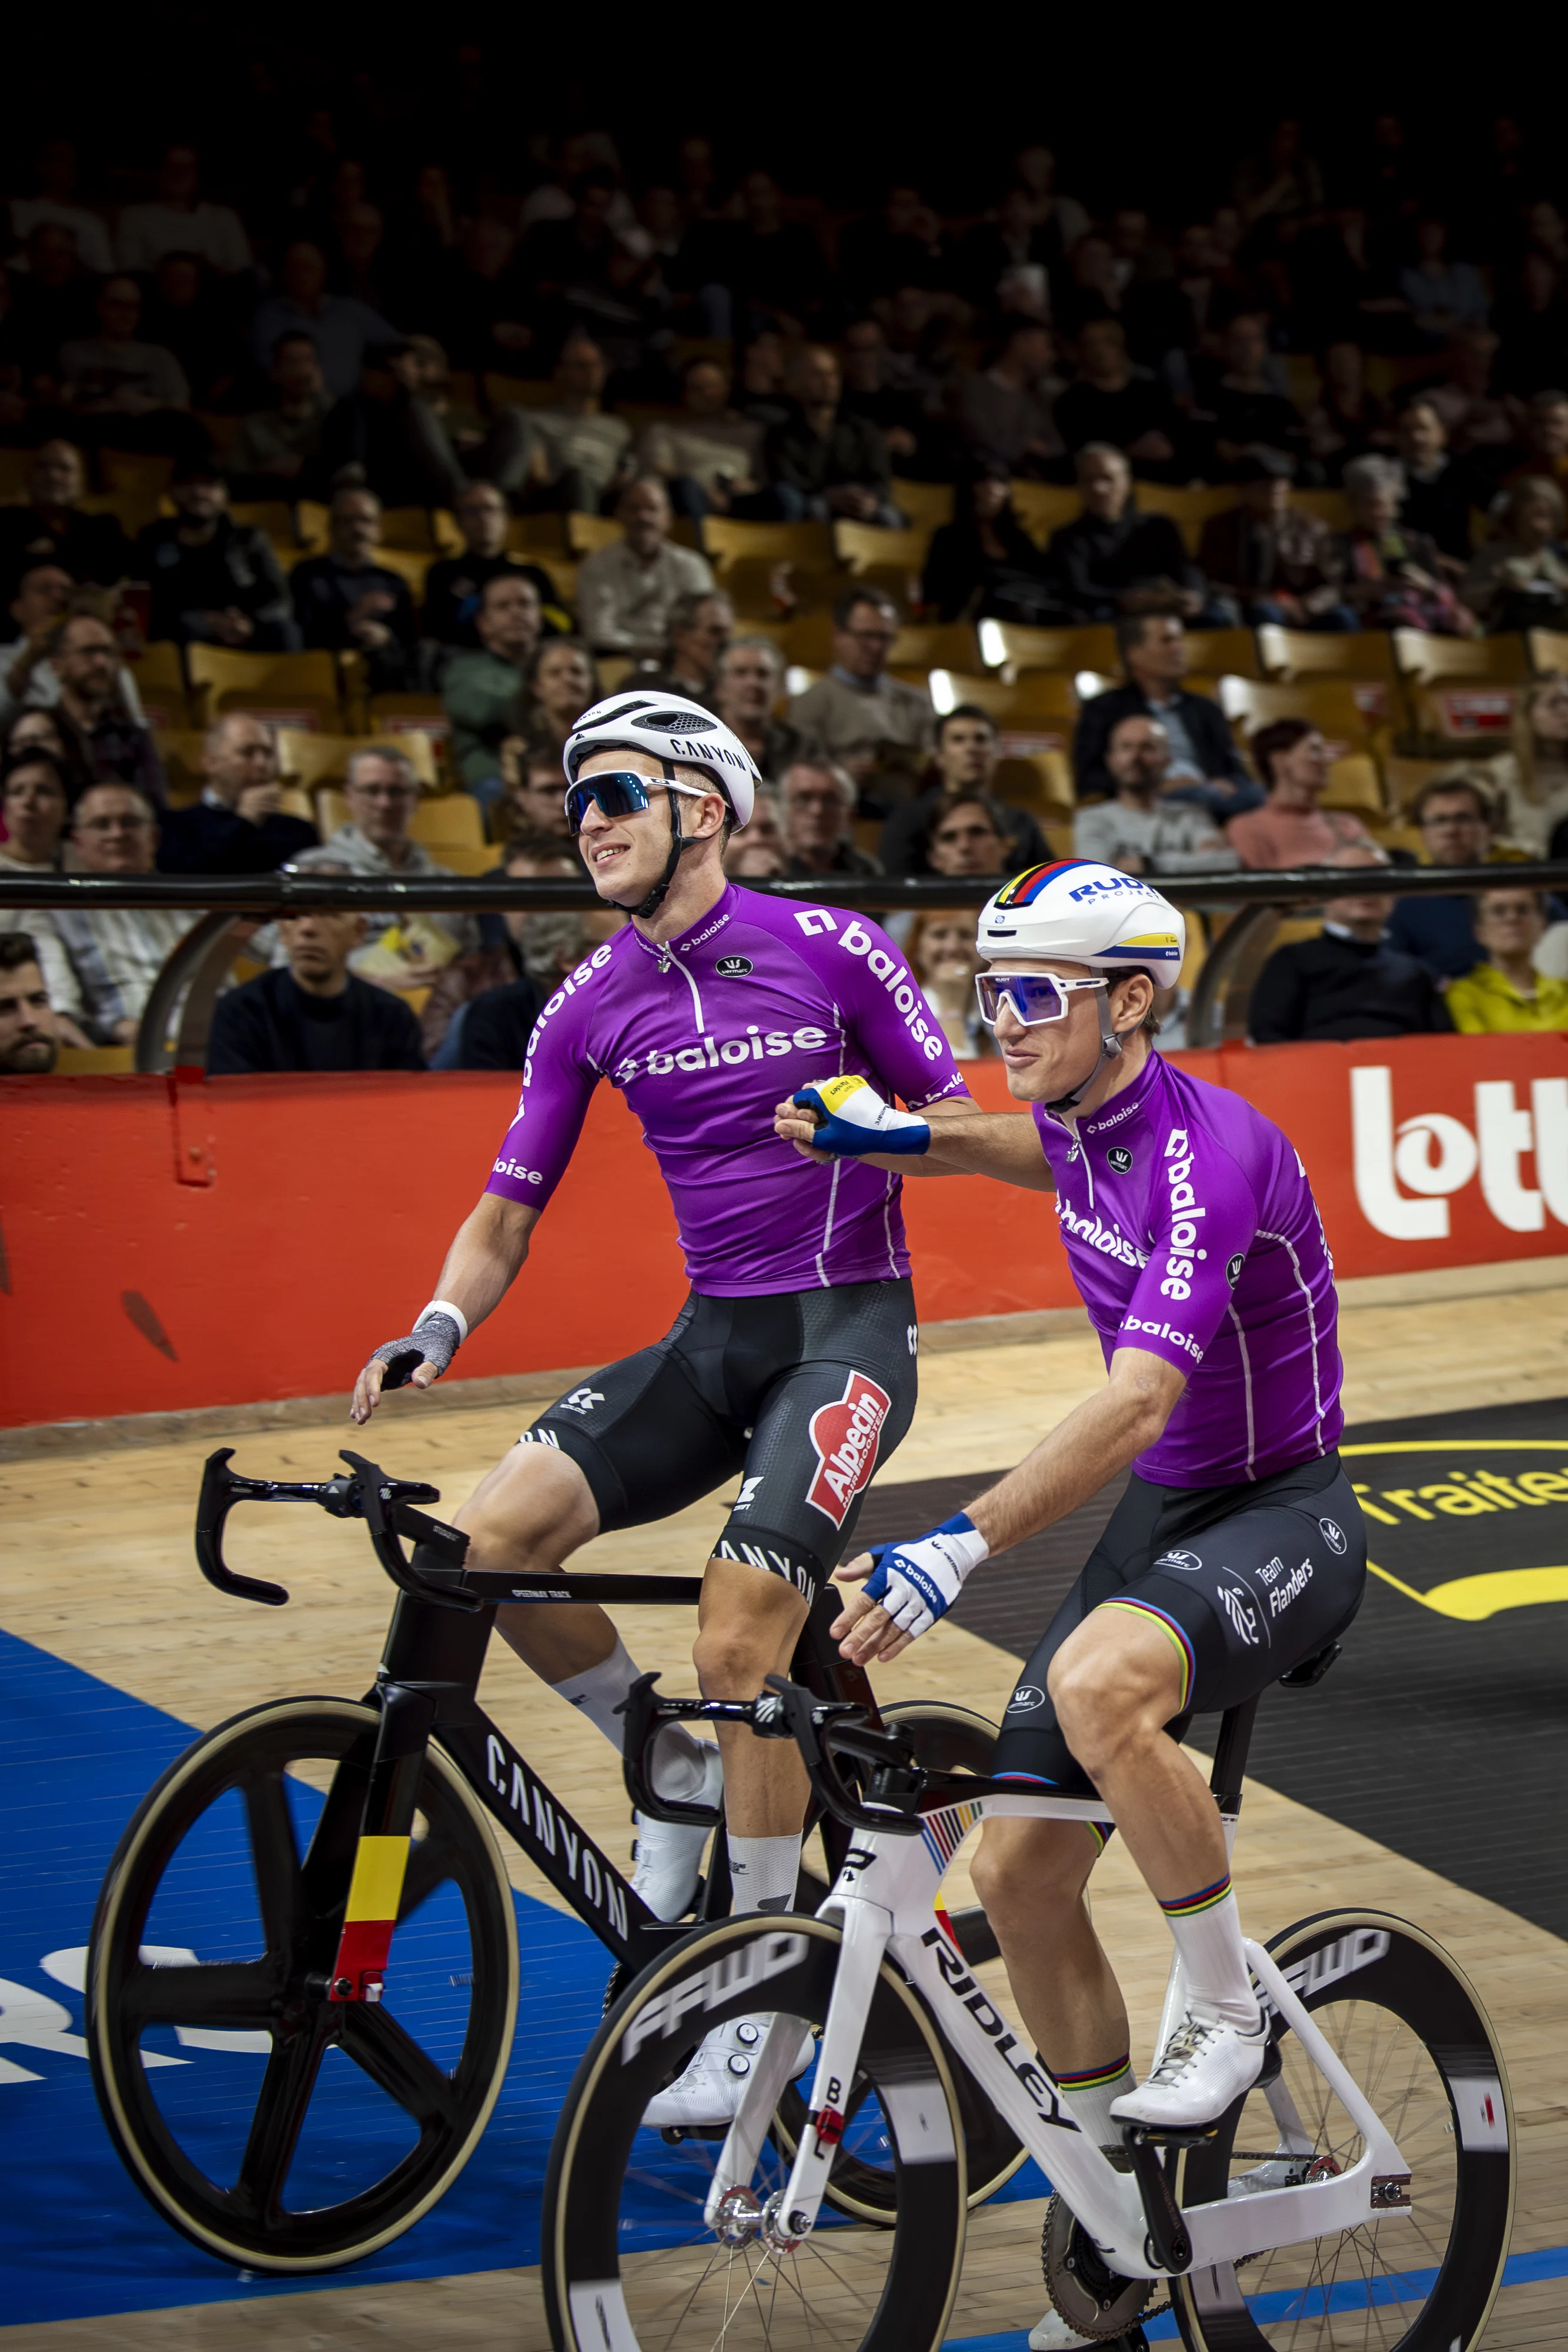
top-left (805, 1369), bottom-right (892, 1525)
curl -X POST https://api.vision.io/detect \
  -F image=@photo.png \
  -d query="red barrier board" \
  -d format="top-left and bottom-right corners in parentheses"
top-left (3, 1036), bottom-right (1566, 1431)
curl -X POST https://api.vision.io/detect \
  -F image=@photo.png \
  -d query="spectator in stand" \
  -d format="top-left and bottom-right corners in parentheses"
top-left (421, 480), bottom-right (563, 650)
top-left (786, 587), bottom-right (933, 803)
top-left (9, 138), bottom-right (113, 276)
top-left (1249, 844), bottom-right (1453, 1041)
top-left (515, 636), bottom-right (600, 761)
top-left (323, 333), bottom-right (534, 512)
top-left (50, 784), bottom-right (196, 1041)
top-left (1052, 230), bottom-right (1125, 342)
top-left (1462, 476), bottom-right (1568, 632)
top-left (723, 784), bottom-right (787, 880)
top-left (1387, 771), bottom-right (1522, 978)
top-left (58, 274), bottom-right (196, 455)
top-left (289, 487), bottom-right (416, 693)
top-left (947, 319), bottom-right (1064, 477)
top-left (3, 710), bottom-right (68, 763)
top-left (443, 573), bottom-right (544, 796)
top-left (1227, 719), bottom-right (1372, 868)
top-left (1202, 313), bottom-right (1306, 477)
top-left (925, 794), bottom-right (1012, 878)
top-left (1074, 715), bottom-right (1239, 873)
top-left (423, 831), bottom-right (579, 1063)
top-left (1399, 216), bottom-right (1489, 347)
top-left (116, 143), bottom-right (252, 276)
top-left (574, 476), bottom-right (716, 657)
top-left (1336, 455), bottom-right (1475, 634)
top-left (634, 356), bottom-right (762, 516)
top-left (638, 590), bottom-right (734, 701)
top-left (207, 897), bottom-right (425, 1074)
top-left (959, 183), bottom-right (1065, 320)
top-left (1493, 673), bottom-right (1568, 855)
top-left (456, 903), bottom-right (625, 1070)
top-left (525, 332), bottom-right (634, 512)
top-left (880, 703), bottom-right (1048, 876)
top-left (921, 463), bottom-right (1061, 624)
top-left (5, 222), bottom-right (99, 394)
top-left (0, 754), bottom-right (94, 1041)
top-left (134, 457), bottom-right (297, 650)
top-left (779, 759), bottom-right (880, 878)
top-left (1233, 118), bottom-right (1326, 233)
top-left (710, 635), bottom-right (817, 782)
top-left (1495, 254), bottom-right (1568, 399)
top-left (763, 344), bottom-right (898, 523)
top-left (287, 746), bottom-right (474, 972)
top-left (840, 316), bottom-right (934, 474)
top-left (839, 186), bottom-right (950, 309)
top-left (143, 252), bottom-right (236, 410)
top-left (1054, 319), bottom-right (1182, 474)
top-left (1423, 328), bottom-right (1512, 462)
top-left (735, 330), bottom-right (792, 431)
top-left (250, 241), bottom-right (399, 402)
top-left (0, 934), bottom-right (61, 1073)
top-left (158, 714), bottom-right (318, 875)
top-left (493, 742), bottom-right (575, 844)
top-left (728, 170), bottom-right (830, 337)
top-left (1445, 886), bottom-right (1568, 1031)
top-left (0, 443), bottom-right (129, 603)
top-left (1198, 451), bottom-right (1355, 627)
top-left (1503, 387), bottom-right (1568, 497)
top-left (1305, 343), bottom-right (1389, 481)
top-left (45, 612), bottom-right (166, 806)
top-left (1072, 613), bottom-right (1258, 814)
top-left (1391, 399), bottom-right (1474, 563)
top-left (0, 564), bottom-right (72, 710)
top-left (906, 910), bottom-right (991, 1061)
top-left (1049, 443), bottom-right (1225, 623)
top-left (225, 333), bottom-right (336, 501)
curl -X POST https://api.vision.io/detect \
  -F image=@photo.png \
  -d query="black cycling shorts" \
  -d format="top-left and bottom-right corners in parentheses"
top-left (992, 1451), bottom-right (1365, 1798)
top-left (520, 1278), bottom-right (920, 1602)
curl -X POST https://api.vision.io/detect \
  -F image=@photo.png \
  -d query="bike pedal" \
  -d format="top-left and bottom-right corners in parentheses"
top-left (660, 2124), bottom-right (730, 2144)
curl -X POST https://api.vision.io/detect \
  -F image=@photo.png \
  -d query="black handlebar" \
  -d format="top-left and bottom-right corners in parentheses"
top-left (193, 1445), bottom-right (472, 1609)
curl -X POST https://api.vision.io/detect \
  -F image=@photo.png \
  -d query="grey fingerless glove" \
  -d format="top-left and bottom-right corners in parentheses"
top-left (369, 1308), bottom-right (462, 1390)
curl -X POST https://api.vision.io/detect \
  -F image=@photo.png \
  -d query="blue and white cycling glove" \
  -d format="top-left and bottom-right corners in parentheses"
top-left (793, 1074), bottom-right (931, 1156)
top-left (861, 1513), bottom-right (990, 1639)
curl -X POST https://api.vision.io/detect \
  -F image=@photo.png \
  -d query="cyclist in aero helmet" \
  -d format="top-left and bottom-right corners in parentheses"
top-left (778, 860), bottom-right (1365, 2317)
top-left (350, 690), bottom-right (973, 2127)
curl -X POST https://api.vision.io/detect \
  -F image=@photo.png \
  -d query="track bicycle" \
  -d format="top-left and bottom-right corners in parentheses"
top-left (544, 1665), bottom-right (1516, 2352)
top-left (85, 1446), bottom-right (1021, 2274)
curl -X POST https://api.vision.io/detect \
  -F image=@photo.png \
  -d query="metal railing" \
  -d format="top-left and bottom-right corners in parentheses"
top-left (4, 863), bottom-right (1564, 1070)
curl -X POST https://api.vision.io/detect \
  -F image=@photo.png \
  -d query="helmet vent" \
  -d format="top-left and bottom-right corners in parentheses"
top-left (648, 709), bottom-right (712, 732)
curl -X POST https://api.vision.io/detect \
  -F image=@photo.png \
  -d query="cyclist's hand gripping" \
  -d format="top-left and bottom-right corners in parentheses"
top-left (832, 1514), bottom-right (989, 1665)
top-left (350, 1307), bottom-right (463, 1425)
top-left (777, 1073), bottom-right (931, 1161)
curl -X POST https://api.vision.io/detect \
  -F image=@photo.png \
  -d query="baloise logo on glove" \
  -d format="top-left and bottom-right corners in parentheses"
top-left (805, 1369), bottom-right (891, 1525)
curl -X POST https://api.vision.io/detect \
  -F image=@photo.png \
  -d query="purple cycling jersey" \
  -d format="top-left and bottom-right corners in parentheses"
top-left (1032, 1050), bottom-right (1343, 1486)
top-left (484, 883), bottom-right (968, 1294)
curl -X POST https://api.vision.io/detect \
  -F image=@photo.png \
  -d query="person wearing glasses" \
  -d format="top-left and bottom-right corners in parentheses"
top-left (349, 690), bottom-right (972, 2128)
top-left (785, 587), bottom-right (934, 810)
top-left (288, 746), bottom-right (476, 978)
top-left (778, 861), bottom-right (1364, 2196)
top-left (49, 783), bottom-right (199, 1043)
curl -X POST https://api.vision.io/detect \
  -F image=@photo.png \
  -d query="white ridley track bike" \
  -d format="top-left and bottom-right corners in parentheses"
top-left (543, 1665), bottom-right (1515, 2352)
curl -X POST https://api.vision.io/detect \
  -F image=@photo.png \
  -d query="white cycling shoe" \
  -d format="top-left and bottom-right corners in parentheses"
top-left (642, 2015), bottom-right (816, 2130)
top-left (1110, 2004), bottom-right (1269, 2132)
top-left (1027, 2308), bottom-right (1096, 2350)
top-left (629, 1745), bottom-right (724, 1922)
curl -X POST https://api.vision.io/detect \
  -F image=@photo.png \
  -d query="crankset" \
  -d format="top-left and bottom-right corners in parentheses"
top-left (1041, 2193), bottom-right (1168, 2341)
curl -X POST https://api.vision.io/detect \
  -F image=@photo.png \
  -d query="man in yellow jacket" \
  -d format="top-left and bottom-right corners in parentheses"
top-left (1446, 885), bottom-right (1568, 1031)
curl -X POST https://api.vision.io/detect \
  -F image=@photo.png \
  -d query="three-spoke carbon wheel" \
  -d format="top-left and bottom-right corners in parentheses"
top-left (87, 1697), bottom-right (519, 2271)
top-left (544, 1912), bottom-right (968, 2352)
top-left (784, 1698), bottom-right (1024, 2223)
top-left (1172, 1909), bottom-right (1514, 2352)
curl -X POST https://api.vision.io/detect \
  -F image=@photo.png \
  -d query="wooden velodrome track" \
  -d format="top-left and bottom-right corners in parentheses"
top-left (3, 1258), bottom-right (1566, 2350)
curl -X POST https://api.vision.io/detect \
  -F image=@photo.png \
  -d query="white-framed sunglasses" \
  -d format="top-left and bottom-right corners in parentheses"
top-left (974, 971), bottom-right (1106, 1029)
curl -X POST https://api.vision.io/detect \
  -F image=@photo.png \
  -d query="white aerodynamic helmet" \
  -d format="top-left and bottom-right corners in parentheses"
top-left (977, 860), bottom-right (1186, 978)
top-left (563, 690), bottom-right (761, 827)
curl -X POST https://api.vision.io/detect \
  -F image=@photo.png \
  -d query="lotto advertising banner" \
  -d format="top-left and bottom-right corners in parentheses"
top-left (2, 1032), bottom-right (1567, 1429)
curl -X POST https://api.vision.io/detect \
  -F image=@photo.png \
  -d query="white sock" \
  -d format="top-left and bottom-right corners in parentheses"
top-left (549, 1635), bottom-right (710, 1801)
top-left (1055, 2053), bottom-right (1136, 2148)
top-left (1159, 1873), bottom-right (1260, 2030)
top-left (727, 1832), bottom-right (801, 1914)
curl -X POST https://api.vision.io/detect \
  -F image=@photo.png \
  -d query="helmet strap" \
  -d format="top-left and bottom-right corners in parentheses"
top-left (1044, 981), bottom-right (1124, 1117)
top-left (613, 759), bottom-right (701, 922)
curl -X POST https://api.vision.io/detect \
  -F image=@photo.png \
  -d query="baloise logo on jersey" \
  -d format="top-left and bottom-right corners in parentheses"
top-left (805, 1369), bottom-right (891, 1525)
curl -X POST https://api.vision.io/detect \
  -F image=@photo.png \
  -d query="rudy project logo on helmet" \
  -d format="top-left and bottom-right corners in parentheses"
top-left (1319, 1517), bottom-right (1348, 1555)
top-left (805, 1369), bottom-right (892, 1525)
top-left (715, 954), bottom-right (753, 977)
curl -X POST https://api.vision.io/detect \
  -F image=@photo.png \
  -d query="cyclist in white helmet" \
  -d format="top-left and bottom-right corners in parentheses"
top-left (780, 859), bottom-right (1363, 2344)
top-left (350, 691), bottom-right (973, 2126)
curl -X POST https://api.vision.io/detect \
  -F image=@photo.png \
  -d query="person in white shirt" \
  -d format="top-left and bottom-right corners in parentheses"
top-left (1074, 713), bottom-right (1239, 874)
top-left (9, 138), bottom-right (113, 276)
top-left (115, 143), bottom-right (252, 276)
top-left (0, 751), bottom-right (95, 1043)
top-left (49, 783), bottom-right (200, 1043)
top-left (574, 476), bottom-right (716, 657)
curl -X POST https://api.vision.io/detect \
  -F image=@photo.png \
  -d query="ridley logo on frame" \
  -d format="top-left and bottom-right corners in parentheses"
top-left (805, 1369), bottom-right (892, 1525)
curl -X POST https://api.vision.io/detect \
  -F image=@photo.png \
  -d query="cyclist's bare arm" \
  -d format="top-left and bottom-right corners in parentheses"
top-left (774, 1095), bottom-right (1054, 1192)
top-left (350, 1195), bottom-right (541, 1422)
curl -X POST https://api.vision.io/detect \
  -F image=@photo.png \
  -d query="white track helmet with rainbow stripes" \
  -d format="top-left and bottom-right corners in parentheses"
top-left (977, 859), bottom-right (1186, 976)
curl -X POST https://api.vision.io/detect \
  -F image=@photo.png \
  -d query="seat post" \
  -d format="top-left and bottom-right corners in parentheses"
top-left (1207, 1693), bottom-right (1261, 1817)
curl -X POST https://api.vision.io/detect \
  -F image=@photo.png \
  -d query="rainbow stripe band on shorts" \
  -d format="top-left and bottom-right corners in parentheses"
top-left (1098, 1597), bottom-right (1195, 1712)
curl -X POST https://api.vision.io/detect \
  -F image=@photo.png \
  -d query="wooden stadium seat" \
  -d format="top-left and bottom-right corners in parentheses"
top-left (833, 522), bottom-right (930, 576)
top-left (1257, 625), bottom-right (1398, 681)
top-left (977, 620), bottom-right (1119, 676)
top-left (409, 795), bottom-right (485, 850)
top-left (276, 730), bottom-right (442, 792)
top-left (128, 640), bottom-right (190, 715)
top-left (229, 500), bottom-right (306, 549)
top-left (55, 1044), bottom-right (136, 1074)
top-left (0, 448), bottom-right (33, 500)
top-left (293, 501), bottom-right (332, 550)
top-left (1292, 489), bottom-right (1352, 531)
top-left (99, 449), bottom-right (175, 499)
top-left (427, 842), bottom-right (500, 875)
top-left (566, 512), bottom-right (623, 556)
top-left (772, 612), bottom-right (836, 669)
top-left (486, 374), bottom-right (569, 410)
top-left (1392, 630), bottom-right (1530, 684)
top-left (1320, 754), bottom-right (1388, 816)
top-left (371, 546), bottom-right (437, 600)
top-left (703, 519), bottom-right (835, 572)
top-left (1008, 481), bottom-right (1079, 546)
top-left (193, 411), bottom-right (242, 458)
top-left (888, 622), bottom-right (981, 671)
top-left (186, 646), bottom-right (345, 730)
top-left (1382, 754), bottom-right (1483, 814)
top-left (78, 489), bottom-right (157, 533)
top-left (365, 694), bottom-right (452, 741)
top-left (994, 748), bottom-right (1076, 818)
top-left (378, 507), bottom-right (452, 552)
top-left (930, 669), bottom-right (1079, 731)
top-left (1281, 355), bottom-right (1321, 412)
top-left (1527, 630), bottom-right (1568, 674)
top-left (1412, 683), bottom-right (1524, 750)
top-left (1134, 483), bottom-right (1238, 554)
top-left (507, 513), bottom-right (569, 556)
top-left (159, 729), bottom-right (208, 803)
top-left (891, 479), bottom-right (954, 532)
top-left (1218, 675), bottom-right (1379, 749)
top-left (1183, 627), bottom-right (1261, 679)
